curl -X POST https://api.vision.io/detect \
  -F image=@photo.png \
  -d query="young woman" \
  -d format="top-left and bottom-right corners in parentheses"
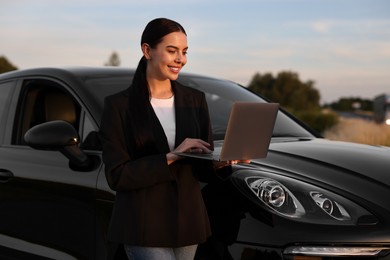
top-left (99, 18), bottom-right (237, 260)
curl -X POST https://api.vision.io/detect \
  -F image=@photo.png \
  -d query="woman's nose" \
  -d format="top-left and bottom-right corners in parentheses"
top-left (175, 53), bottom-right (185, 64)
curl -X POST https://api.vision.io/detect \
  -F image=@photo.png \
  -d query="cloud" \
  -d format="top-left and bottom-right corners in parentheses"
top-left (288, 18), bottom-right (390, 36)
top-left (311, 21), bottom-right (334, 33)
top-left (331, 42), bottom-right (390, 60)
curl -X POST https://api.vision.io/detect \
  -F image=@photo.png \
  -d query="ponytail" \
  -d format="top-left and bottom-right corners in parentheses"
top-left (128, 57), bottom-right (156, 155)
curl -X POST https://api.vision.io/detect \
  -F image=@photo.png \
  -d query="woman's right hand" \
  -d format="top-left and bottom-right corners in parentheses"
top-left (166, 138), bottom-right (212, 164)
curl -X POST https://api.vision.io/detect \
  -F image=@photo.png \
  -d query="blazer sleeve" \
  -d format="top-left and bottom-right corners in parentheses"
top-left (99, 94), bottom-right (175, 192)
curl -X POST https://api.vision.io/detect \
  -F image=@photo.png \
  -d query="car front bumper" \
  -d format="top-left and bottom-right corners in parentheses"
top-left (228, 243), bottom-right (390, 259)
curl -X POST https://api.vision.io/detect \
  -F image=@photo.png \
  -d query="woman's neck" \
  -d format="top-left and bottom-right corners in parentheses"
top-left (148, 78), bottom-right (173, 99)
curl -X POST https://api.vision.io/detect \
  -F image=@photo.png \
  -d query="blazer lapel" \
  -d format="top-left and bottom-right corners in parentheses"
top-left (149, 103), bottom-right (171, 153)
top-left (131, 81), bottom-right (199, 153)
top-left (173, 82), bottom-right (198, 148)
top-left (124, 86), bottom-right (171, 154)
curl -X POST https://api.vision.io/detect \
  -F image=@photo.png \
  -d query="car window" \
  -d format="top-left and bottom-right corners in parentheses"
top-left (178, 76), bottom-right (315, 140)
top-left (13, 79), bottom-right (81, 145)
top-left (83, 75), bottom-right (132, 111)
top-left (80, 113), bottom-right (101, 151)
top-left (81, 72), bottom-right (315, 141)
top-left (0, 80), bottom-right (14, 128)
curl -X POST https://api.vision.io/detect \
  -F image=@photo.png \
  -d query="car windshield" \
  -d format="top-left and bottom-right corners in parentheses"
top-left (83, 73), bottom-right (315, 140)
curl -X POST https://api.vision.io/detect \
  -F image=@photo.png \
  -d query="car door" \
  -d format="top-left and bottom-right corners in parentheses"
top-left (0, 77), bottom-right (102, 260)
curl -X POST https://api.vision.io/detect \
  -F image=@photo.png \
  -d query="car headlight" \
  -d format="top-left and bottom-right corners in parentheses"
top-left (248, 178), bottom-right (305, 218)
top-left (232, 170), bottom-right (377, 225)
top-left (310, 191), bottom-right (351, 220)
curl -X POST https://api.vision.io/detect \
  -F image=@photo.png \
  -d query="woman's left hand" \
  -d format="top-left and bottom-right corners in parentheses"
top-left (213, 159), bottom-right (251, 169)
top-left (228, 160), bottom-right (251, 165)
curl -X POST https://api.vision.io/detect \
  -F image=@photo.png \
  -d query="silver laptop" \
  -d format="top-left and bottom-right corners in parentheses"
top-left (175, 102), bottom-right (279, 161)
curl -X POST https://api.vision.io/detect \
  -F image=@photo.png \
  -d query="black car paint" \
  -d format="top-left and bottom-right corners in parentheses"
top-left (0, 67), bottom-right (389, 260)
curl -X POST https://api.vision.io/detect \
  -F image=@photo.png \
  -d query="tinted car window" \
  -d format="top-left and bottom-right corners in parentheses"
top-left (13, 79), bottom-right (81, 145)
top-left (179, 76), bottom-right (315, 139)
top-left (82, 73), bottom-right (315, 140)
top-left (83, 75), bottom-right (132, 110)
top-left (80, 113), bottom-right (101, 150)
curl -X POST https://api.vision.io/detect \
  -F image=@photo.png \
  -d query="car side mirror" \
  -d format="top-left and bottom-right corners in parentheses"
top-left (24, 120), bottom-right (99, 171)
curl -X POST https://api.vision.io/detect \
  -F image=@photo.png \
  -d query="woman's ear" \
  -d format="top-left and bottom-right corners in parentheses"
top-left (141, 43), bottom-right (152, 60)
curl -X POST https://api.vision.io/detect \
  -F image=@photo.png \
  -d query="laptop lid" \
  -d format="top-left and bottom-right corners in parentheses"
top-left (219, 102), bottom-right (278, 161)
top-left (175, 102), bottom-right (279, 161)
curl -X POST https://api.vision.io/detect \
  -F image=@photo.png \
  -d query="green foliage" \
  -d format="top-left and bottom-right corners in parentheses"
top-left (0, 56), bottom-right (18, 73)
top-left (325, 97), bottom-right (373, 111)
top-left (248, 71), bottom-right (320, 111)
top-left (247, 71), bottom-right (338, 133)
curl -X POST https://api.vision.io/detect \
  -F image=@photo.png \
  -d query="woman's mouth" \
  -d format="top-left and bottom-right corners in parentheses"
top-left (168, 66), bottom-right (181, 74)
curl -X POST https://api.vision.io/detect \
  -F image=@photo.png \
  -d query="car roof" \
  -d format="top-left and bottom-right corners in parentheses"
top-left (0, 66), bottom-right (223, 84)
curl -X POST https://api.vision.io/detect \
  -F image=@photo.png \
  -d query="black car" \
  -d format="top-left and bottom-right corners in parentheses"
top-left (0, 67), bottom-right (389, 260)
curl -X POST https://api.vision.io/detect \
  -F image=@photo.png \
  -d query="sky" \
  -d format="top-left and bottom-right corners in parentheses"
top-left (1, 0), bottom-right (389, 104)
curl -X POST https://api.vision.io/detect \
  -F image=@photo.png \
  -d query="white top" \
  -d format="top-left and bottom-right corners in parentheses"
top-left (150, 96), bottom-right (176, 151)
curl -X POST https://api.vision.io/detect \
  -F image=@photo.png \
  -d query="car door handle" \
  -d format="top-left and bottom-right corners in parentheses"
top-left (0, 169), bottom-right (14, 183)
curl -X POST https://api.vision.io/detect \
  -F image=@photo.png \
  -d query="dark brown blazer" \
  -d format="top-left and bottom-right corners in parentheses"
top-left (99, 81), bottom-right (215, 250)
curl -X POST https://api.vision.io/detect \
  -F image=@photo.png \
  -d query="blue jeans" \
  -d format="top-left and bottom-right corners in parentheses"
top-left (124, 244), bottom-right (198, 260)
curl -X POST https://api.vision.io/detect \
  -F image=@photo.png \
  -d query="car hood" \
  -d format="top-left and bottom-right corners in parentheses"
top-left (250, 138), bottom-right (390, 208)
top-left (267, 138), bottom-right (390, 184)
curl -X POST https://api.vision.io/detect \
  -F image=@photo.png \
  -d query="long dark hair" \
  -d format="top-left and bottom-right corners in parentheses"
top-left (129, 18), bottom-right (186, 155)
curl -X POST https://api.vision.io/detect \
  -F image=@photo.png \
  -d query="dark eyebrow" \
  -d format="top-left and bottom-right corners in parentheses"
top-left (166, 45), bottom-right (188, 51)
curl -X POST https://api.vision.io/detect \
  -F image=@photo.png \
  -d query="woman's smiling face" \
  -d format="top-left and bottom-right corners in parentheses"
top-left (143, 31), bottom-right (188, 81)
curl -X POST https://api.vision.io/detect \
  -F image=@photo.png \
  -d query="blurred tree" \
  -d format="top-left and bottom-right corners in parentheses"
top-left (247, 71), bottom-right (320, 111)
top-left (325, 97), bottom-right (373, 111)
top-left (0, 56), bottom-right (18, 73)
top-left (104, 51), bottom-right (120, 66)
